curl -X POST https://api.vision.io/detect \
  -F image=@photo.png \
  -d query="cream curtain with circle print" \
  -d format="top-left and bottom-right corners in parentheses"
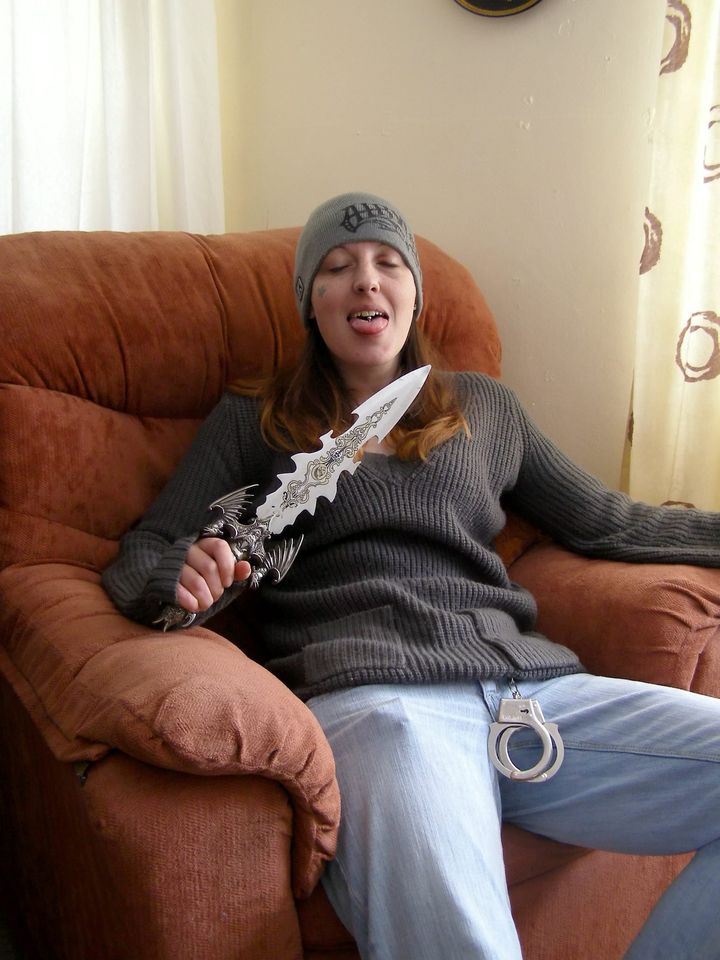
top-left (629, 0), bottom-right (720, 510)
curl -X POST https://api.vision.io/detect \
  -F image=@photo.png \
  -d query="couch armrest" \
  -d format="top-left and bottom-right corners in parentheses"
top-left (509, 543), bottom-right (720, 695)
top-left (0, 561), bottom-right (339, 897)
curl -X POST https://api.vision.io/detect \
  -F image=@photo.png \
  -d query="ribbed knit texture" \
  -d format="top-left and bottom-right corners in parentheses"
top-left (103, 373), bottom-right (720, 701)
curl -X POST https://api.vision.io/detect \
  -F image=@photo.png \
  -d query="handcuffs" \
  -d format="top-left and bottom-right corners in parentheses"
top-left (487, 679), bottom-right (564, 783)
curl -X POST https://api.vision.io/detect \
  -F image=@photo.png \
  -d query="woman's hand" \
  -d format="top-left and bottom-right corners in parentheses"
top-left (176, 538), bottom-right (252, 613)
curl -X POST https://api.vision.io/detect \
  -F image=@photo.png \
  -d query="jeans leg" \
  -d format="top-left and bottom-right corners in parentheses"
top-left (624, 838), bottom-right (720, 960)
top-left (495, 674), bottom-right (720, 960)
top-left (308, 683), bottom-right (522, 960)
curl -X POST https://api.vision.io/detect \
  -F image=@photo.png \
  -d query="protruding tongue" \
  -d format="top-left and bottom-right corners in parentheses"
top-left (348, 312), bottom-right (389, 335)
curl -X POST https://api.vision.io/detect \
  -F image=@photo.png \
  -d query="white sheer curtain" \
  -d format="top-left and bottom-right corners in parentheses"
top-left (0, 0), bottom-right (224, 233)
top-left (630, 0), bottom-right (720, 510)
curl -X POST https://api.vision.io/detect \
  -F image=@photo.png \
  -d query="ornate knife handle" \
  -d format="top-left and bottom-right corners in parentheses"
top-left (154, 515), bottom-right (303, 631)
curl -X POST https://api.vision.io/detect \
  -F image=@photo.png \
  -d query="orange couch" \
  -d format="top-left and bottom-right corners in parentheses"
top-left (1, 228), bottom-right (718, 960)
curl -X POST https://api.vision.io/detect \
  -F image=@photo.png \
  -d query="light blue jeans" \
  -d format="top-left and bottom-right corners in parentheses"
top-left (308, 675), bottom-right (720, 960)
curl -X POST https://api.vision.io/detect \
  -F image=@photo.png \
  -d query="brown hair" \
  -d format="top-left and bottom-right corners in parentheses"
top-left (246, 323), bottom-right (469, 461)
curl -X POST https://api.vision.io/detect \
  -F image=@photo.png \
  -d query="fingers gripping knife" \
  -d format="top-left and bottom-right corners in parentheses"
top-left (155, 365), bottom-right (432, 630)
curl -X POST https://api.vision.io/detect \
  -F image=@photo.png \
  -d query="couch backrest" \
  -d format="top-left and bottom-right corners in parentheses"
top-left (0, 228), bottom-right (501, 573)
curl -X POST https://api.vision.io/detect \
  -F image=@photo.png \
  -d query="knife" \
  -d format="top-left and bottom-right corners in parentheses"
top-left (156, 364), bottom-right (431, 629)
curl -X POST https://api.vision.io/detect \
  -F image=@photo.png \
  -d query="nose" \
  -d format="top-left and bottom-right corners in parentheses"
top-left (352, 259), bottom-right (380, 293)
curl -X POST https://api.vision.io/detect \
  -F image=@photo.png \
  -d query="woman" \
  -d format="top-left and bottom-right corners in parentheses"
top-left (104, 192), bottom-right (720, 960)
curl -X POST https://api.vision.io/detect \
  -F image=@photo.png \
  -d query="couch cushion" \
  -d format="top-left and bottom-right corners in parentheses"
top-left (0, 229), bottom-right (499, 413)
top-left (0, 384), bottom-right (200, 569)
top-left (0, 560), bottom-right (339, 897)
top-left (511, 542), bottom-right (720, 691)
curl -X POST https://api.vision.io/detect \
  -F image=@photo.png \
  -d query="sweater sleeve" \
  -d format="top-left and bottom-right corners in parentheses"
top-left (102, 392), bottom-right (270, 626)
top-left (502, 389), bottom-right (720, 567)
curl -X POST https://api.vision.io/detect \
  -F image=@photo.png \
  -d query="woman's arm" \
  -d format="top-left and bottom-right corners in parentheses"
top-left (102, 392), bottom-right (270, 625)
top-left (504, 392), bottom-right (720, 566)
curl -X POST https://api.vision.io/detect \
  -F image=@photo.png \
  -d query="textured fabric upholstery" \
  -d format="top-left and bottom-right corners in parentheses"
top-left (1, 227), bottom-right (718, 959)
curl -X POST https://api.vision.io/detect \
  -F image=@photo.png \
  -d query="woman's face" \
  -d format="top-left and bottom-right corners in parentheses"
top-left (310, 240), bottom-right (416, 388)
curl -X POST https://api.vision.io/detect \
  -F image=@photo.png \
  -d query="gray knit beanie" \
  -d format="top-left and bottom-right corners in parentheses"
top-left (294, 191), bottom-right (423, 326)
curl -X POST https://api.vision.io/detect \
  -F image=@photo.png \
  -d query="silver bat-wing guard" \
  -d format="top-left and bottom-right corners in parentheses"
top-left (155, 365), bottom-right (431, 630)
top-left (156, 485), bottom-right (305, 630)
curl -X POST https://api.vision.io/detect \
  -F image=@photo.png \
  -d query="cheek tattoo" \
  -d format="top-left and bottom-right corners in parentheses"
top-left (317, 285), bottom-right (327, 299)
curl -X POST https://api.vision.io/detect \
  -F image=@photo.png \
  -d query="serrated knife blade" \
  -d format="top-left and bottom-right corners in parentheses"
top-left (258, 363), bottom-right (431, 535)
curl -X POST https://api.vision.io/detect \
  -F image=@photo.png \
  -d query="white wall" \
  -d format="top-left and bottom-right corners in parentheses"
top-left (216, 0), bottom-right (667, 488)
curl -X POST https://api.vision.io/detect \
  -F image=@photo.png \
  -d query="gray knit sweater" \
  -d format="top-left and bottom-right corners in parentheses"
top-left (102, 373), bottom-right (720, 700)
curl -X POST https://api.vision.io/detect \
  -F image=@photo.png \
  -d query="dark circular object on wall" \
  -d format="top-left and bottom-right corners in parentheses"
top-left (453, 0), bottom-right (544, 16)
